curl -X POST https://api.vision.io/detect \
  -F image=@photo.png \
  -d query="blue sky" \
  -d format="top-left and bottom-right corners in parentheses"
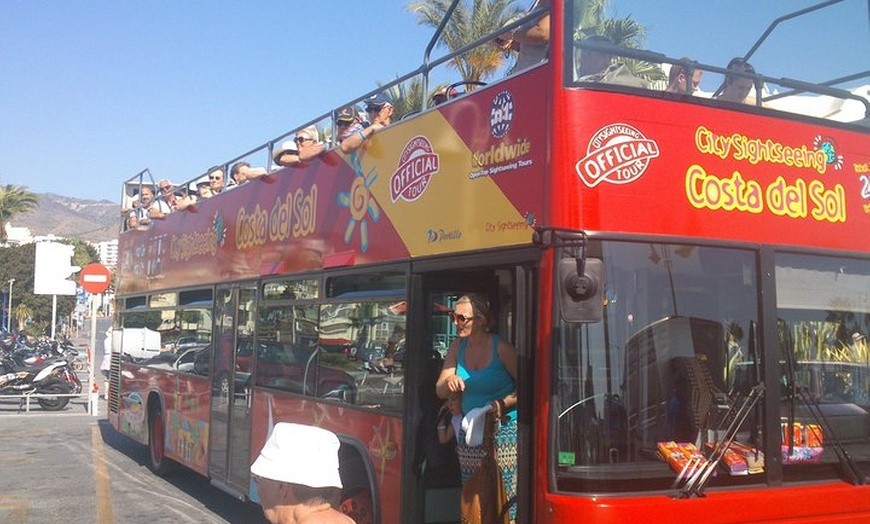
top-left (1, 1), bottom-right (867, 204)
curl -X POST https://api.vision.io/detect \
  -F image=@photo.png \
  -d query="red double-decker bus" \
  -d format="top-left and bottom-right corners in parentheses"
top-left (109, 1), bottom-right (869, 522)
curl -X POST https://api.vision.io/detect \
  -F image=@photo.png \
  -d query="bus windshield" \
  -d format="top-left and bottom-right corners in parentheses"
top-left (553, 241), bottom-right (870, 492)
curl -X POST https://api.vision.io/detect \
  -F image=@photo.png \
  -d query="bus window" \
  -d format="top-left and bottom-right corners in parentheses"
top-left (319, 300), bottom-right (406, 414)
top-left (554, 242), bottom-right (762, 492)
top-left (256, 303), bottom-right (321, 395)
top-left (776, 253), bottom-right (870, 482)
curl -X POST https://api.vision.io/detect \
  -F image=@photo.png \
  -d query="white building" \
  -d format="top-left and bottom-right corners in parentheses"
top-left (3, 224), bottom-right (33, 246)
top-left (95, 239), bottom-right (119, 268)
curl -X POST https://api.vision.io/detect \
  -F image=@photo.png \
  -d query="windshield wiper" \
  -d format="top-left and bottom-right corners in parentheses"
top-left (677, 383), bottom-right (765, 498)
top-left (795, 384), bottom-right (865, 485)
top-left (782, 326), bottom-right (865, 485)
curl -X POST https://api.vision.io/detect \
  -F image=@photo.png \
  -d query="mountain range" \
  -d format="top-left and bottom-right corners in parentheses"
top-left (16, 193), bottom-right (119, 243)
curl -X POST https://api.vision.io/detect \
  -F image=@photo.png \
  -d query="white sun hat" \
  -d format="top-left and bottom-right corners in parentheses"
top-left (251, 423), bottom-right (342, 488)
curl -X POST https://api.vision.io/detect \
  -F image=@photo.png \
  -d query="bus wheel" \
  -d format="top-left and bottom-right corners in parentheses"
top-left (339, 486), bottom-right (373, 524)
top-left (148, 403), bottom-right (175, 476)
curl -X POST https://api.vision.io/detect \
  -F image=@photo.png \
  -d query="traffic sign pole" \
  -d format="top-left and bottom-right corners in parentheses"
top-left (78, 263), bottom-right (111, 417)
top-left (90, 297), bottom-right (98, 417)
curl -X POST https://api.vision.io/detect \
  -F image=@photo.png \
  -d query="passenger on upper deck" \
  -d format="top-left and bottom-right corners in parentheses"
top-left (194, 176), bottom-right (213, 200)
top-left (340, 92), bottom-right (394, 154)
top-left (272, 140), bottom-right (300, 168)
top-left (295, 125), bottom-right (325, 161)
top-left (576, 35), bottom-right (648, 89)
top-left (432, 86), bottom-right (458, 105)
top-left (716, 57), bottom-right (756, 105)
top-left (665, 58), bottom-right (703, 95)
top-left (207, 166), bottom-right (232, 195)
top-left (495, 0), bottom-right (550, 72)
top-left (156, 179), bottom-right (181, 211)
top-left (334, 105), bottom-right (361, 145)
top-left (230, 161), bottom-right (268, 186)
top-left (127, 184), bottom-right (168, 229)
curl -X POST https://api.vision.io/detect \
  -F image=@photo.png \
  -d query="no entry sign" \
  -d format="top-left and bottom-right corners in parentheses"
top-left (79, 263), bottom-right (112, 294)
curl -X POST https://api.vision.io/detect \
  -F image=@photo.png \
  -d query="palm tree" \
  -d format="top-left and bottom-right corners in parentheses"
top-left (0, 185), bottom-right (39, 244)
top-left (14, 303), bottom-right (33, 331)
top-left (382, 76), bottom-right (456, 120)
top-left (572, 0), bottom-right (665, 82)
top-left (406, 0), bottom-right (523, 83)
top-left (383, 76), bottom-right (426, 121)
top-left (573, 0), bottom-right (606, 33)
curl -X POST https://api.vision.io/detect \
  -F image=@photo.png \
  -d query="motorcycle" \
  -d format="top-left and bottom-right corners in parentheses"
top-left (0, 354), bottom-right (78, 410)
top-left (0, 338), bottom-right (82, 397)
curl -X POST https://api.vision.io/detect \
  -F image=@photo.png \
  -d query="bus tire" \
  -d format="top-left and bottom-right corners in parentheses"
top-left (148, 401), bottom-right (176, 476)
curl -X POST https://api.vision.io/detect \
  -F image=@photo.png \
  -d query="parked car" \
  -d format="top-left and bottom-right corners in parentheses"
top-left (252, 339), bottom-right (357, 402)
top-left (140, 345), bottom-right (209, 374)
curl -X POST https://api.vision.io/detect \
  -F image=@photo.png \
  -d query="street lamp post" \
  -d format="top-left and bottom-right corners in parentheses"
top-left (6, 278), bottom-right (14, 334)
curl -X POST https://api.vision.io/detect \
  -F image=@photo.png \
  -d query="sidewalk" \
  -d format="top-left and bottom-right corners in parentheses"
top-left (0, 393), bottom-right (104, 416)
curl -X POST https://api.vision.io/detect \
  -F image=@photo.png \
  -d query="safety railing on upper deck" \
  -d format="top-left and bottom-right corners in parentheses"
top-left (119, 0), bottom-right (550, 224)
top-left (121, 0), bottom-right (868, 229)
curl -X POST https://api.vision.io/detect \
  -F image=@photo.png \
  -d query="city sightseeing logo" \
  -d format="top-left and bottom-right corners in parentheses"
top-left (490, 91), bottom-right (514, 138)
top-left (575, 123), bottom-right (660, 188)
top-left (813, 135), bottom-right (844, 171)
top-left (391, 135), bottom-right (440, 203)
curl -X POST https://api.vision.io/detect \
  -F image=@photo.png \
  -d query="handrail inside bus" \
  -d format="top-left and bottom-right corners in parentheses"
top-left (764, 70), bottom-right (870, 102)
top-left (572, 39), bottom-right (870, 119)
top-left (714, 0), bottom-right (849, 99)
top-left (741, 0), bottom-right (848, 65)
top-left (421, 0), bottom-right (462, 112)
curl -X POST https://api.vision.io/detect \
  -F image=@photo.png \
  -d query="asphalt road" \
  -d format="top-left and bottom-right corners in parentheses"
top-left (0, 398), bottom-right (268, 524)
top-left (0, 317), bottom-right (267, 523)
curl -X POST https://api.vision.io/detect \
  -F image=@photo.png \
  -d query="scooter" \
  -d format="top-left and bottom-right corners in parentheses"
top-left (0, 355), bottom-right (77, 411)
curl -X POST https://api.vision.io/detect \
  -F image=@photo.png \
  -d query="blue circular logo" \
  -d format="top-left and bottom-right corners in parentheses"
top-left (490, 91), bottom-right (514, 138)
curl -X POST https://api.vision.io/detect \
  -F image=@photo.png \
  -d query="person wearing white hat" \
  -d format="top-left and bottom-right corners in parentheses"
top-left (251, 423), bottom-right (353, 524)
top-left (273, 139), bottom-right (301, 168)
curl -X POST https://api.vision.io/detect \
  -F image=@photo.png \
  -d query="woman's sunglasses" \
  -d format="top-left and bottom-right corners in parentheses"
top-left (449, 312), bottom-right (474, 324)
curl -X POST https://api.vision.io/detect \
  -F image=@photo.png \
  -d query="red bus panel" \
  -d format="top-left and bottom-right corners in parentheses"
top-left (553, 89), bottom-right (869, 250)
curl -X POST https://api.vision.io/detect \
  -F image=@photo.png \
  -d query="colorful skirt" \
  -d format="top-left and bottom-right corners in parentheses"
top-left (456, 418), bottom-right (518, 522)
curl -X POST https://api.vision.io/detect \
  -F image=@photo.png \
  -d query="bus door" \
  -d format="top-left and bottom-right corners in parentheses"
top-left (208, 283), bottom-right (258, 496)
top-left (407, 262), bottom-right (534, 524)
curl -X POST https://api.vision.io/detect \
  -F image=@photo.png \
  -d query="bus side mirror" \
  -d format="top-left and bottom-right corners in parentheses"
top-left (558, 257), bottom-right (603, 323)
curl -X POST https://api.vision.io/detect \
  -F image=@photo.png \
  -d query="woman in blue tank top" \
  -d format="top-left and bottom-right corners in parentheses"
top-left (435, 293), bottom-right (518, 522)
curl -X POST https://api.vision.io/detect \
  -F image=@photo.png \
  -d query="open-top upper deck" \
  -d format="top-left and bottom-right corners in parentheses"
top-left (118, 1), bottom-right (870, 296)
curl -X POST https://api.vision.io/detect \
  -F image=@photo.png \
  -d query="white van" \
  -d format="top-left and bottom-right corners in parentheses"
top-left (111, 327), bottom-right (162, 361)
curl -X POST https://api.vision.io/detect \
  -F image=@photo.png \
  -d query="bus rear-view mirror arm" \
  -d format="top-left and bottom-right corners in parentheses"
top-left (533, 227), bottom-right (603, 323)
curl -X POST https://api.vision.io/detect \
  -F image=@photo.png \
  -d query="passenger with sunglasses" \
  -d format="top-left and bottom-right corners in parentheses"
top-left (339, 91), bottom-right (394, 154)
top-left (156, 179), bottom-right (188, 212)
top-left (436, 293), bottom-right (519, 522)
top-left (206, 165), bottom-right (233, 195)
top-left (295, 125), bottom-right (325, 162)
top-left (156, 179), bottom-right (176, 206)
